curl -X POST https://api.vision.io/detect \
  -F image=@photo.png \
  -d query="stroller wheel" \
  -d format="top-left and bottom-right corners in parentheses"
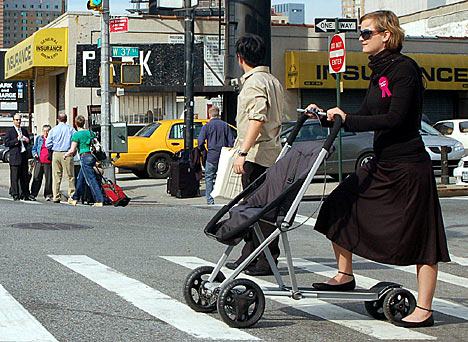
top-left (217, 278), bottom-right (265, 328)
top-left (183, 266), bottom-right (225, 313)
top-left (365, 298), bottom-right (386, 320)
top-left (383, 288), bottom-right (416, 323)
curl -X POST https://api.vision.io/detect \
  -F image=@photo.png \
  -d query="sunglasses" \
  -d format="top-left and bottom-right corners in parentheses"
top-left (359, 29), bottom-right (382, 40)
top-left (13, 119), bottom-right (21, 121)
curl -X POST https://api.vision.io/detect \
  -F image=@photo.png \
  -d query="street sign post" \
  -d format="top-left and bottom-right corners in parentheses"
top-left (329, 33), bottom-right (346, 74)
top-left (111, 46), bottom-right (139, 58)
top-left (314, 18), bottom-right (358, 33)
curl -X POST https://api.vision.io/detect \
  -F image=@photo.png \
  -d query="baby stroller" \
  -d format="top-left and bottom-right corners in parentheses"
top-left (183, 110), bottom-right (416, 328)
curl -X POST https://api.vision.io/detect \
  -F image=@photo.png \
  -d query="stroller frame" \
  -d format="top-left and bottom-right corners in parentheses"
top-left (184, 112), bottom-right (416, 328)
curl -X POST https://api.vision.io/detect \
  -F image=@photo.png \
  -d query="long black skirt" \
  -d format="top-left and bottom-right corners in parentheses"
top-left (315, 157), bottom-right (450, 266)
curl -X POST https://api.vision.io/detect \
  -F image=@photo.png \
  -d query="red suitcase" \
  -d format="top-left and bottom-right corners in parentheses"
top-left (102, 178), bottom-right (130, 207)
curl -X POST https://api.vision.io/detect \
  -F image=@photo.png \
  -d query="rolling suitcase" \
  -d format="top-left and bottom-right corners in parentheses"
top-left (167, 150), bottom-right (201, 198)
top-left (101, 177), bottom-right (130, 207)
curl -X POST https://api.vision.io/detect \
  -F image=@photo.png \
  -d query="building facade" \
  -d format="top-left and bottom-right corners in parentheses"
top-left (342, 0), bottom-right (365, 19)
top-left (3, 12), bottom-right (467, 134)
top-left (2, 0), bottom-right (66, 48)
top-left (272, 3), bottom-right (304, 25)
top-left (364, 0), bottom-right (465, 17)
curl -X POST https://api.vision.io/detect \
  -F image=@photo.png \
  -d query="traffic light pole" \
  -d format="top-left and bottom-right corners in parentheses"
top-left (183, 0), bottom-right (195, 158)
top-left (335, 18), bottom-right (343, 182)
top-left (100, 0), bottom-right (115, 181)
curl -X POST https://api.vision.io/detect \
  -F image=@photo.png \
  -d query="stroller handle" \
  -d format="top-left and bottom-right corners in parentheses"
top-left (324, 115), bottom-right (343, 152)
top-left (286, 112), bottom-right (309, 146)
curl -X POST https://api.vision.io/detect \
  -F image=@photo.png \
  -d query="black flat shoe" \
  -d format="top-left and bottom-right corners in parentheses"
top-left (244, 266), bottom-right (273, 276)
top-left (312, 271), bottom-right (356, 291)
top-left (225, 262), bottom-right (240, 270)
top-left (394, 305), bottom-right (434, 328)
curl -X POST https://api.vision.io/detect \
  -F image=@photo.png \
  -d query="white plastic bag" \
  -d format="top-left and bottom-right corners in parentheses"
top-left (210, 147), bottom-right (243, 200)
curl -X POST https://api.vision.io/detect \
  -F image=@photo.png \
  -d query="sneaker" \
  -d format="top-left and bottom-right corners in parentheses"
top-left (68, 199), bottom-right (77, 206)
top-left (45, 196), bottom-right (53, 202)
top-left (92, 202), bottom-right (103, 207)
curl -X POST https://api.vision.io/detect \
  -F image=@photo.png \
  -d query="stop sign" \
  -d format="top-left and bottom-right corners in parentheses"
top-left (329, 33), bottom-right (346, 74)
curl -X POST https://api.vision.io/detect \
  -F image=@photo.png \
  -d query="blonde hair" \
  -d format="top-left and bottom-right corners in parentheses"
top-left (360, 10), bottom-right (405, 52)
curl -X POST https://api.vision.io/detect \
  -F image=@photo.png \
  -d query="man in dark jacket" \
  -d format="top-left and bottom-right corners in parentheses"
top-left (197, 106), bottom-right (235, 204)
top-left (4, 114), bottom-right (32, 201)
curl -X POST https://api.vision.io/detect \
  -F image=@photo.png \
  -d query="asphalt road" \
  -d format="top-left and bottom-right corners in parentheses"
top-left (0, 186), bottom-right (467, 342)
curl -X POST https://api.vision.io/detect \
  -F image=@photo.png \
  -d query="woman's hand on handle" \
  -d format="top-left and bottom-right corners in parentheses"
top-left (305, 103), bottom-right (324, 117)
top-left (327, 107), bottom-right (347, 123)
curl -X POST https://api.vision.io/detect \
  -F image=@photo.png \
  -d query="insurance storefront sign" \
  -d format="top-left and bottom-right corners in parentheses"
top-left (285, 51), bottom-right (468, 91)
top-left (4, 28), bottom-right (68, 80)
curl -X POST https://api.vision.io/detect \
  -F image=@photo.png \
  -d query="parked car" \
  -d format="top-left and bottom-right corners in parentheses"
top-left (453, 156), bottom-right (468, 185)
top-left (433, 119), bottom-right (468, 154)
top-left (280, 120), bottom-right (464, 178)
top-left (0, 143), bottom-right (8, 162)
top-left (420, 121), bottom-right (464, 172)
top-left (281, 120), bottom-right (374, 178)
top-left (112, 119), bottom-right (208, 179)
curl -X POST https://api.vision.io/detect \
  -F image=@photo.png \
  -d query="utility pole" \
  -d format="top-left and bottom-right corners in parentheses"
top-left (183, 0), bottom-right (195, 158)
top-left (100, 0), bottom-right (115, 181)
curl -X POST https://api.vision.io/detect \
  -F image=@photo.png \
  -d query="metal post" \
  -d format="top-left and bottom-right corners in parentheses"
top-left (335, 18), bottom-right (343, 182)
top-left (184, 0), bottom-right (195, 159)
top-left (441, 146), bottom-right (449, 185)
top-left (101, 0), bottom-right (115, 181)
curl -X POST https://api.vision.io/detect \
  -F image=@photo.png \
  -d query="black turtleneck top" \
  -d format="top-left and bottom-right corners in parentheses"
top-left (344, 49), bottom-right (427, 162)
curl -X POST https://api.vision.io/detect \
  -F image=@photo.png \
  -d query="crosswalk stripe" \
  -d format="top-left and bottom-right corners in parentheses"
top-left (449, 254), bottom-right (468, 266)
top-left (161, 256), bottom-right (435, 340)
top-left (49, 255), bottom-right (257, 341)
top-left (0, 284), bottom-right (58, 342)
top-left (283, 257), bottom-right (468, 321)
top-left (371, 262), bottom-right (468, 289)
top-left (293, 214), bottom-right (468, 268)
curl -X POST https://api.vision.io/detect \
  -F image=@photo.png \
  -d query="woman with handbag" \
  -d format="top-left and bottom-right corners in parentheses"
top-left (64, 115), bottom-right (104, 207)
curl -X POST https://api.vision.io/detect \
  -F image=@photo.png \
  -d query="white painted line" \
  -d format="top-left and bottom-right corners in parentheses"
top-left (0, 284), bottom-right (58, 342)
top-left (162, 256), bottom-right (435, 340)
top-left (0, 197), bottom-right (42, 204)
top-left (449, 254), bottom-right (468, 267)
top-left (440, 196), bottom-right (468, 201)
top-left (282, 257), bottom-right (468, 321)
top-left (49, 255), bottom-right (257, 341)
top-left (294, 214), bottom-right (317, 227)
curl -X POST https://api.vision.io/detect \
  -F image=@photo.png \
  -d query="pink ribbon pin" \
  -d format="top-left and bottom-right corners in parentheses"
top-left (378, 76), bottom-right (392, 98)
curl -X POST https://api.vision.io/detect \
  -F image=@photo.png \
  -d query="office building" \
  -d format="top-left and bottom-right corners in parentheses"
top-left (342, 0), bottom-right (365, 19)
top-left (272, 3), bottom-right (304, 25)
top-left (2, 0), bottom-right (66, 48)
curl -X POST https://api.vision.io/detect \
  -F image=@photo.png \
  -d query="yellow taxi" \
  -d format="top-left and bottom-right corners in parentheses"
top-left (113, 119), bottom-right (208, 179)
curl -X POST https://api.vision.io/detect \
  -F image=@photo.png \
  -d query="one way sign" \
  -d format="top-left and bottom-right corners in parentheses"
top-left (314, 18), bottom-right (358, 33)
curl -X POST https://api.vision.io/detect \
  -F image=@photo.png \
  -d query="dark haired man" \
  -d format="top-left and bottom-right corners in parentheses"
top-left (228, 34), bottom-right (285, 276)
top-left (4, 114), bottom-right (32, 201)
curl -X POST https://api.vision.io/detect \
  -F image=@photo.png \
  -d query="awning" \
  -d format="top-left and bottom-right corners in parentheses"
top-left (5, 27), bottom-right (68, 80)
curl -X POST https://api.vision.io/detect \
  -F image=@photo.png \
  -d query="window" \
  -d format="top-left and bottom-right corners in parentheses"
top-left (459, 121), bottom-right (468, 134)
top-left (169, 123), bottom-right (204, 139)
top-left (434, 122), bottom-right (454, 135)
top-left (135, 123), bottom-right (161, 137)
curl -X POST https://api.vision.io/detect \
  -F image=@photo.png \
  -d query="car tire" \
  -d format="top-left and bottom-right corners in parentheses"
top-left (132, 170), bottom-right (149, 179)
top-left (356, 152), bottom-right (375, 172)
top-left (146, 153), bottom-right (171, 179)
top-left (4, 151), bottom-right (10, 163)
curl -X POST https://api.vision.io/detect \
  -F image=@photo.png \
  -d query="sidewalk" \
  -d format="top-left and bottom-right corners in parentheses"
top-left (0, 163), bottom-right (466, 205)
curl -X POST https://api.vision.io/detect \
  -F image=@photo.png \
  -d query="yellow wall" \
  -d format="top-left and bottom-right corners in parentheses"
top-left (285, 51), bottom-right (468, 91)
top-left (5, 27), bottom-right (68, 79)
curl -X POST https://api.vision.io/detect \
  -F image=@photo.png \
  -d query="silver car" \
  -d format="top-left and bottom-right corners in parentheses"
top-left (281, 120), bottom-right (464, 177)
top-left (420, 121), bottom-right (464, 171)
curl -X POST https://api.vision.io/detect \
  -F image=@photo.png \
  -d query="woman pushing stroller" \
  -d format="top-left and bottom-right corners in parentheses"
top-left (307, 10), bottom-right (450, 328)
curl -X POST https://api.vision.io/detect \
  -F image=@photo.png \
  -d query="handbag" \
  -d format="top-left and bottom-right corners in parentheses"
top-left (89, 131), bottom-right (107, 161)
top-left (210, 147), bottom-right (243, 200)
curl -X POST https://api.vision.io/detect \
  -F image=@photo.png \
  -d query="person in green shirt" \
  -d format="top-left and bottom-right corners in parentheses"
top-left (64, 115), bottom-right (104, 207)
